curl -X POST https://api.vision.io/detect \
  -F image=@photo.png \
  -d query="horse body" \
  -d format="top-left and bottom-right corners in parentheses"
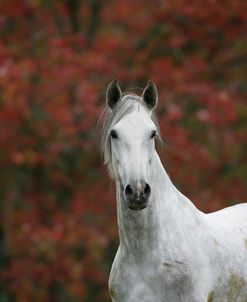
top-left (102, 80), bottom-right (247, 302)
top-left (110, 154), bottom-right (247, 302)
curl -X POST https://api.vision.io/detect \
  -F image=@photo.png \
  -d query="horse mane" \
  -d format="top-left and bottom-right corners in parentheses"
top-left (101, 93), bottom-right (161, 178)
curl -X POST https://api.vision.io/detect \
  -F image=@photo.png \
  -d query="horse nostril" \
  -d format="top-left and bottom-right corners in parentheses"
top-left (125, 183), bottom-right (150, 203)
top-left (125, 184), bottom-right (133, 198)
top-left (144, 183), bottom-right (151, 199)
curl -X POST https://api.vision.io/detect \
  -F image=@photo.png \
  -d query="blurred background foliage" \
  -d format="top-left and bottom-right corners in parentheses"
top-left (0, 0), bottom-right (246, 301)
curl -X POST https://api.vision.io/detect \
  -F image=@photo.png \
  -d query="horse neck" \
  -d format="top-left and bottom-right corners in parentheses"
top-left (116, 151), bottom-right (202, 255)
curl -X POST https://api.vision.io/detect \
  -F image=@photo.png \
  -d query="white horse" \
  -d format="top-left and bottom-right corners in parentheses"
top-left (101, 80), bottom-right (247, 302)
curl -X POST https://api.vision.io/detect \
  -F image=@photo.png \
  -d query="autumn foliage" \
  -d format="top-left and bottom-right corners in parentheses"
top-left (0, 0), bottom-right (246, 301)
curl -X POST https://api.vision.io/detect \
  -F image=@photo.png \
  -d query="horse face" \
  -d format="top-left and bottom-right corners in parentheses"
top-left (110, 109), bottom-right (157, 210)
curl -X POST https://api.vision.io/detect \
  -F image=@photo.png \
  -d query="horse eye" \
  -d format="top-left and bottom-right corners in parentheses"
top-left (110, 130), bottom-right (118, 139)
top-left (150, 130), bottom-right (157, 139)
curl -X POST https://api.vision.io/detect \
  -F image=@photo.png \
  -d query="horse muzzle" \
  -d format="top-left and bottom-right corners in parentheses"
top-left (124, 181), bottom-right (151, 211)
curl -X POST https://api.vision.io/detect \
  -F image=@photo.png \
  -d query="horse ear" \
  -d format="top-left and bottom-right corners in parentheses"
top-left (106, 79), bottom-right (122, 109)
top-left (142, 80), bottom-right (158, 110)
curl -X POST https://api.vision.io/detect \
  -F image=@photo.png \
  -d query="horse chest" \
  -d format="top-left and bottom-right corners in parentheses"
top-left (109, 253), bottom-right (196, 302)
